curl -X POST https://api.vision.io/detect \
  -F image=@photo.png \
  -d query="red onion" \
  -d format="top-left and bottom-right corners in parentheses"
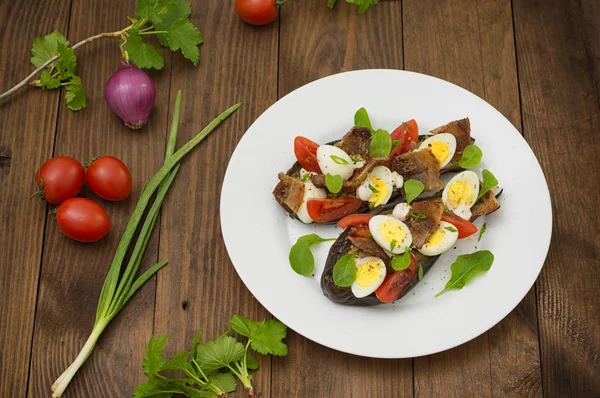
top-left (105, 63), bottom-right (156, 129)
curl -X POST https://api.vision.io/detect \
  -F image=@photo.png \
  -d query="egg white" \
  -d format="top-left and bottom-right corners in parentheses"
top-left (351, 256), bottom-right (387, 298)
top-left (316, 145), bottom-right (354, 180)
top-left (418, 133), bottom-right (457, 168)
top-left (442, 171), bottom-right (480, 219)
top-left (417, 221), bottom-right (459, 256)
top-left (368, 215), bottom-right (413, 254)
top-left (356, 166), bottom-right (397, 206)
top-left (296, 181), bottom-right (327, 224)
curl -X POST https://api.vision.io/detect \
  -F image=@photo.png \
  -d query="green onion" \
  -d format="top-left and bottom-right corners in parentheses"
top-left (51, 91), bottom-right (241, 398)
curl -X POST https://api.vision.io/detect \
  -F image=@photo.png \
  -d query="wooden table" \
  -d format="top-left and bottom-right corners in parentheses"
top-left (1, 0), bottom-right (598, 396)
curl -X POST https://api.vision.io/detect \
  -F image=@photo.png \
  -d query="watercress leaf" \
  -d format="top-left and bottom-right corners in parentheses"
top-left (457, 144), bottom-right (483, 169)
top-left (246, 354), bottom-right (259, 370)
top-left (208, 372), bottom-right (237, 394)
top-left (55, 42), bottom-right (77, 78)
top-left (477, 223), bottom-right (487, 241)
top-left (65, 76), bottom-right (87, 111)
top-left (327, 0), bottom-right (337, 8)
top-left (370, 129), bottom-right (392, 157)
top-left (346, 0), bottom-right (381, 14)
top-left (417, 265), bottom-right (424, 280)
top-left (436, 250), bottom-right (494, 297)
top-left (289, 234), bottom-right (335, 276)
top-left (163, 350), bottom-right (194, 374)
top-left (391, 247), bottom-right (411, 271)
top-left (40, 70), bottom-right (61, 89)
top-left (477, 169), bottom-right (499, 200)
top-left (354, 107), bottom-right (372, 129)
top-left (333, 254), bottom-right (356, 287)
top-left (163, 18), bottom-right (203, 66)
top-left (31, 30), bottom-right (69, 68)
top-left (404, 179), bottom-right (424, 204)
top-left (195, 335), bottom-right (245, 373)
top-left (325, 173), bottom-right (343, 193)
top-left (124, 30), bottom-right (165, 70)
top-left (143, 335), bottom-right (168, 378)
top-left (228, 315), bottom-right (288, 356)
top-left (191, 330), bottom-right (203, 359)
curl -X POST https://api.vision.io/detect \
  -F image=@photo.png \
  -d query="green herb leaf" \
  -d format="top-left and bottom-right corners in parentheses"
top-left (190, 330), bottom-right (203, 359)
top-left (368, 184), bottom-right (379, 193)
top-left (195, 335), bottom-right (245, 373)
top-left (368, 202), bottom-right (375, 210)
top-left (370, 129), bottom-right (392, 157)
top-left (392, 139), bottom-right (402, 147)
top-left (162, 18), bottom-right (204, 66)
top-left (477, 223), bottom-right (487, 241)
top-left (300, 173), bottom-right (310, 182)
top-left (246, 355), bottom-right (259, 370)
top-left (350, 155), bottom-right (363, 163)
top-left (457, 144), bottom-right (483, 169)
top-left (228, 315), bottom-right (288, 356)
top-left (330, 154), bottom-right (349, 165)
top-left (325, 174), bottom-right (343, 193)
top-left (477, 169), bottom-right (499, 200)
top-left (65, 76), bottom-right (87, 111)
top-left (327, 0), bottom-right (337, 8)
top-left (136, 0), bottom-right (174, 25)
top-left (391, 247), bottom-right (411, 271)
top-left (417, 265), bottom-right (424, 280)
top-left (124, 30), bottom-right (165, 70)
top-left (40, 70), bottom-right (61, 89)
top-left (445, 226), bottom-right (458, 233)
top-left (163, 350), bottom-right (195, 375)
top-left (404, 179), bottom-right (424, 204)
top-left (436, 250), bottom-right (494, 297)
top-left (143, 335), bottom-right (168, 378)
top-left (208, 373), bottom-right (237, 394)
top-left (289, 234), bottom-right (335, 276)
top-left (31, 30), bottom-right (68, 68)
top-left (409, 211), bottom-right (427, 219)
top-left (55, 42), bottom-right (77, 78)
top-left (333, 254), bottom-right (356, 287)
top-left (346, 0), bottom-right (381, 14)
top-left (133, 378), bottom-right (167, 398)
top-left (354, 107), bottom-right (372, 129)
top-left (389, 239), bottom-right (396, 252)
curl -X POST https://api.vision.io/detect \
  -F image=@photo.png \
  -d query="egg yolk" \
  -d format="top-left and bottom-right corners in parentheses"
top-left (379, 220), bottom-right (406, 251)
top-left (447, 179), bottom-right (475, 208)
top-left (427, 141), bottom-right (450, 163)
top-left (425, 226), bottom-right (445, 247)
top-left (356, 261), bottom-right (383, 287)
top-left (368, 176), bottom-right (389, 207)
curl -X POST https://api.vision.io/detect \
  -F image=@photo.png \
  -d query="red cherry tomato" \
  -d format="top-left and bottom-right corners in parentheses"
top-left (337, 214), bottom-right (374, 229)
top-left (441, 212), bottom-right (478, 239)
top-left (375, 253), bottom-right (418, 303)
top-left (34, 156), bottom-right (85, 204)
top-left (306, 198), bottom-right (363, 223)
top-left (56, 198), bottom-right (111, 243)
top-left (294, 136), bottom-right (322, 174)
top-left (390, 119), bottom-right (419, 158)
top-left (86, 156), bottom-right (132, 201)
top-left (235, 0), bottom-right (279, 26)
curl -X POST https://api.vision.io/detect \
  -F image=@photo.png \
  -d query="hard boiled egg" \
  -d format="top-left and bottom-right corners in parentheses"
top-left (418, 133), bottom-right (457, 168)
top-left (296, 180), bottom-right (327, 224)
top-left (417, 221), bottom-right (459, 256)
top-left (356, 166), bottom-right (401, 207)
top-left (369, 215), bottom-right (413, 254)
top-left (442, 171), bottom-right (480, 219)
top-left (316, 145), bottom-right (354, 180)
top-left (351, 256), bottom-right (387, 298)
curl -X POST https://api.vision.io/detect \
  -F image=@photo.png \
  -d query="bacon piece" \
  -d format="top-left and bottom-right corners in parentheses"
top-left (335, 127), bottom-right (372, 160)
top-left (405, 201), bottom-right (444, 248)
top-left (472, 190), bottom-right (501, 217)
top-left (348, 236), bottom-right (391, 268)
top-left (430, 118), bottom-right (472, 161)
top-left (390, 149), bottom-right (444, 191)
top-left (272, 172), bottom-right (305, 214)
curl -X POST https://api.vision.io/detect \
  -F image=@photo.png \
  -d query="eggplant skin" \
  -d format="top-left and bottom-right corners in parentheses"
top-left (320, 229), bottom-right (440, 306)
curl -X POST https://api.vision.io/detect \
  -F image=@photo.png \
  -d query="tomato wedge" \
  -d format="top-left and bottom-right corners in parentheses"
top-left (294, 136), bottom-right (322, 173)
top-left (375, 253), bottom-right (418, 303)
top-left (337, 214), bottom-right (374, 229)
top-left (306, 198), bottom-right (363, 223)
top-left (441, 211), bottom-right (478, 238)
top-left (347, 224), bottom-right (371, 238)
top-left (390, 119), bottom-right (419, 158)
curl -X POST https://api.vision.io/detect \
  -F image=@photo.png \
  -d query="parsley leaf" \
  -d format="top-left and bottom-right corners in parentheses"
top-left (195, 335), bottom-right (245, 373)
top-left (65, 76), bottom-right (87, 111)
top-left (391, 247), bottom-right (411, 271)
top-left (30, 30), bottom-right (69, 68)
top-left (332, 253), bottom-right (356, 287)
top-left (40, 70), bottom-right (61, 89)
top-left (457, 144), bottom-right (483, 169)
top-left (246, 355), bottom-right (259, 370)
top-left (132, 378), bottom-right (165, 398)
top-left (136, 0), bottom-right (174, 25)
top-left (354, 107), bottom-right (372, 129)
top-left (124, 30), bottom-right (165, 70)
top-left (325, 173), bottom-right (343, 193)
top-left (163, 18), bottom-right (203, 66)
top-left (404, 179), bottom-right (424, 204)
top-left (143, 335), bottom-right (168, 378)
top-left (370, 129), bottom-right (392, 157)
top-left (190, 330), bottom-right (203, 359)
top-left (327, 0), bottom-right (337, 8)
top-left (163, 350), bottom-right (194, 374)
top-left (346, 0), bottom-right (381, 14)
top-left (229, 315), bottom-right (288, 356)
top-left (55, 42), bottom-right (77, 78)
top-left (477, 169), bottom-right (499, 200)
top-left (208, 373), bottom-right (237, 394)
top-left (436, 250), bottom-right (494, 296)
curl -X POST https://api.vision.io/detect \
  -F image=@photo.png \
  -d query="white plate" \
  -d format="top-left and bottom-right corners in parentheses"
top-left (220, 70), bottom-right (552, 358)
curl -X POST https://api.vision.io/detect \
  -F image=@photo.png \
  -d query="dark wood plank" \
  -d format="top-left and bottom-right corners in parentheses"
top-left (27, 0), bottom-right (172, 395)
top-left (513, 0), bottom-right (600, 396)
top-left (404, 0), bottom-right (542, 396)
top-left (153, 1), bottom-right (278, 397)
top-left (273, 1), bottom-right (411, 397)
top-left (0, 1), bottom-right (72, 396)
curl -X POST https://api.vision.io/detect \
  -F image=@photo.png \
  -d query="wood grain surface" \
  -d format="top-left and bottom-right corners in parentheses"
top-left (0, 0), bottom-right (597, 397)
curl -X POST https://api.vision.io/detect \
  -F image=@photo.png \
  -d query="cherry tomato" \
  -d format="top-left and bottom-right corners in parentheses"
top-left (306, 198), bottom-right (363, 223)
top-left (34, 156), bottom-right (85, 204)
top-left (294, 136), bottom-right (322, 174)
top-left (441, 211), bottom-right (478, 238)
top-left (235, 0), bottom-right (279, 26)
top-left (375, 253), bottom-right (418, 303)
top-left (347, 224), bottom-right (372, 238)
top-left (390, 119), bottom-right (419, 158)
top-left (337, 214), bottom-right (374, 229)
top-left (56, 198), bottom-right (111, 243)
top-left (86, 156), bottom-right (132, 201)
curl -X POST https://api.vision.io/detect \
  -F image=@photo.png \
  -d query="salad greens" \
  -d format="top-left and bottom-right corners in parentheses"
top-left (354, 107), bottom-right (372, 129)
top-left (457, 144), bottom-right (483, 169)
top-left (404, 179), bottom-right (424, 204)
top-left (436, 250), bottom-right (495, 297)
top-left (370, 129), bottom-right (392, 157)
top-left (289, 234), bottom-right (336, 276)
top-left (333, 253), bottom-right (356, 287)
top-left (134, 315), bottom-right (288, 398)
top-left (325, 173), bottom-right (343, 193)
top-left (327, 0), bottom-right (381, 14)
top-left (478, 223), bottom-right (487, 241)
top-left (478, 169), bottom-right (499, 200)
top-left (391, 247), bottom-right (411, 271)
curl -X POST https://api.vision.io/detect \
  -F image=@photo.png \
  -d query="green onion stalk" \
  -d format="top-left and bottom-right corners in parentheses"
top-left (51, 91), bottom-right (241, 397)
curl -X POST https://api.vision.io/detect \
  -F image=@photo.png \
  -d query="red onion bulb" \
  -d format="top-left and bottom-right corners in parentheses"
top-left (105, 63), bottom-right (156, 129)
